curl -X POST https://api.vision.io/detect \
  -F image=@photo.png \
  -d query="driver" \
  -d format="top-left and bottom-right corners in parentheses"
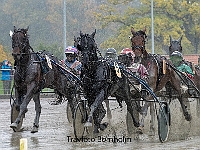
top-left (64, 46), bottom-right (82, 75)
top-left (118, 48), bottom-right (149, 96)
top-left (104, 48), bottom-right (118, 60)
top-left (170, 51), bottom-right (195, 95)
top-left (170, 51), bottom-right (194, 79)
top-left (53, 46), bottom-right (82, 105)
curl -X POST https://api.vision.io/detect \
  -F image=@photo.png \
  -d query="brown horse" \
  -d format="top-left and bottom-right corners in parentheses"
top-left (10, 26), bottom-right (79, 133)
top-left (130, 27), bottom-right (192, 134)
top-left (169, 35), bottom-right (200, 117)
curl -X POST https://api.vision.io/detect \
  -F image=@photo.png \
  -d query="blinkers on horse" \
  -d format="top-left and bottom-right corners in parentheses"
top-left (11, 27), bottom-right (32, 62)
top-left (169, 35), bottom-right (183, 56)
top-left (75, 30), bottom-right (141, 133)
top-left (10, 26), bottom-right (78, 133)
top-left (130, 27), bottom-right (192, 135)
top-left (130, 28), bottom-right (147, 63)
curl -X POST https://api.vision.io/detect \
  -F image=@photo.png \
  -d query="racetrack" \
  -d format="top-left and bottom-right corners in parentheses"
top-left (1, 97), bottom-right (200, 150)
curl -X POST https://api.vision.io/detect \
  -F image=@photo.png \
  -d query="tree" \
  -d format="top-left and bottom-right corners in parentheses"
top-left (0, 45), bottom-right (13, 63)
top-left (94, 0), bottom-right (200, 54)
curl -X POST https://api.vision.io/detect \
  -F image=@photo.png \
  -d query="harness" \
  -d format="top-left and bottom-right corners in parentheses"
top-left (131, 30), bottom-right (147, 55)
top-left (144, 53), bottom-right (167, 90)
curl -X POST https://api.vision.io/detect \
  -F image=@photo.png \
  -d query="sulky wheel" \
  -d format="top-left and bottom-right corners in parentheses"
top-left (157, 102), bottom-right (170, 143)
top-left (73, 102), bottom-right (86, 138)
top-left (66, 101), bottom-right (73, 123)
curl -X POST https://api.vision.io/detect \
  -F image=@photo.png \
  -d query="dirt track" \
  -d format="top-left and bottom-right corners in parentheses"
top-left (1, 97), bottom-right (200, 150)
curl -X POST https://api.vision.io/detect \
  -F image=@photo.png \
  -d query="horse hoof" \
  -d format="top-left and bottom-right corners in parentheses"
top-left (185, 114), bottom-right (192, 121)
top-left (84, 122), bottom-right (92, 127)
top-left (10, 123), bottom-right (18, 129)
top-left (93, 126), bottom-right (100, 134)
top-left (31, 126), bottom-right (38, 133)
top-left (149, 130), bottom-right (155, 136)
top-left (136, 126), bottom-right (144, 134)
top-left (99, 122), bottom-right (108, 131)
top-left (149, 126), bottom-right (155, 136)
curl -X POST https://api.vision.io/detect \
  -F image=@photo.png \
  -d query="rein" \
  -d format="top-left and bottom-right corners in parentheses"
top-left (168, 63), bottom-right (200, 95)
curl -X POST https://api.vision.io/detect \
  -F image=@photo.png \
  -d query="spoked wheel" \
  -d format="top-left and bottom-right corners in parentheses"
top-left (66, 101), bottom-right (72, 123)
top-left (73, 101), bottom-right (93, 138)
top-left (157, 102), bottom-right (170, 143)
top-left (73, 102), bottom-right (86, 138)
top-left (11, 101), bottom-right (24, 132)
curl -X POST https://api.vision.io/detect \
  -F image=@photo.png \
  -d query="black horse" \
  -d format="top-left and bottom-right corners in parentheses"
top-left (74, 30), bottom-right (141, 133)
top-left (10, 26), bottom-right (79, 133)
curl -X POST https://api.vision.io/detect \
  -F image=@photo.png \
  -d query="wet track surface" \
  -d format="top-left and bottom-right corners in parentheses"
top-left (1, 97), bottom-right (200, 150)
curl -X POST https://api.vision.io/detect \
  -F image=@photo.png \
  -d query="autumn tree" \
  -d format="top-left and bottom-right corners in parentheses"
top-left (94, 0), bottom-right (200, 54)
top-left (1, 0), bottom-right (105, 59)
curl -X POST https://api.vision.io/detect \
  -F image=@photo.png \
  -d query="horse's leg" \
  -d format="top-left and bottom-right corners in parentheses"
top-left (31, 92), bottom-right (41, 133)
top-left (196, 98), bottom-right (200, 118)
top-left (139, 101), bottom-right (150, 126)
top-left (121, 79), bottom-right (141, 133)
top-left (10, 82), bottom-right (35, 129)
top-left (93, 103), bottom-right (107, 133)
top-left (104, 99), bottom-right (112, 119)
top-left (85, 89), bottom-right (106, 128)
top-left (125, 98), bottom-right (140, 128)
top-left (178, 96), bottom-right (192, 121)
top-left (149, 102), bottom-right (155, 136)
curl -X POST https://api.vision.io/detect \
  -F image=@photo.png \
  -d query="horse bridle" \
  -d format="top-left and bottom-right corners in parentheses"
top-left (131, 31), bottom-right (147, 54)
top-left (78, 35), bottom-right (102, 61)
top-left (12, 30), bottom-right (30, 55)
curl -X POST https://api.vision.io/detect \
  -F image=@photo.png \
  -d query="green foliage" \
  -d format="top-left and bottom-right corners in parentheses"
top-left (0, 0), bottom-right (199, 57)
top-left (95, 0), bottom-right (200, 54)
top-left (0, 45), bottom-right (7, 62)
top-left (37, 43), bottom-right (64, 60)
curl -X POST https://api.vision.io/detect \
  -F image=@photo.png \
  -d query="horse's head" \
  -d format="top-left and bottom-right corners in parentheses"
top-left (169, 35), bottom-right (183, 56)
top-left (130, 27), bottom-right (147, 60)
top-left (10, 26), bottom-right (30, 60)
top-left (74, 30), bottom-right (98, 65)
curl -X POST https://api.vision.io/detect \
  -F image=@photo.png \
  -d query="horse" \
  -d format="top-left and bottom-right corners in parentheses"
top-left (169, 35), bottom-right (200, 117)
top-left (10, 26), bottom-right (79, 133)
top-left (130, 27), bottom-right (192, 135)
top-left (74, 30), bottom-right (142, 134)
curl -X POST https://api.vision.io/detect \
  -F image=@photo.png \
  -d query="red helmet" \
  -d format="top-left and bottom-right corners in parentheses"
top-left (120, 48), bottom-right (135, 58)
top-left (65, 46), bottom-right (78, 55)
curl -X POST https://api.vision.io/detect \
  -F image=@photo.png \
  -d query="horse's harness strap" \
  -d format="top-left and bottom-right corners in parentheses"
top-left (33, 61), bottom-right (42, 63)
top-left (150, 54), bottom-right (165, 89)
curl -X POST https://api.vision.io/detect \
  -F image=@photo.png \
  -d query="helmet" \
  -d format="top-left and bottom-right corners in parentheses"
top-left (105, 48), bottom-right (117, 59)
top-left (171, 51), bottom-right (183, 58)
top-left (106, 48), bottom-right (117, 54)
top-left (120, 48), bottom-right (135, 57)
top-left (118, 48), bottom-right (134, 66)
top-left (65, 46), bottom-right (78, 55)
